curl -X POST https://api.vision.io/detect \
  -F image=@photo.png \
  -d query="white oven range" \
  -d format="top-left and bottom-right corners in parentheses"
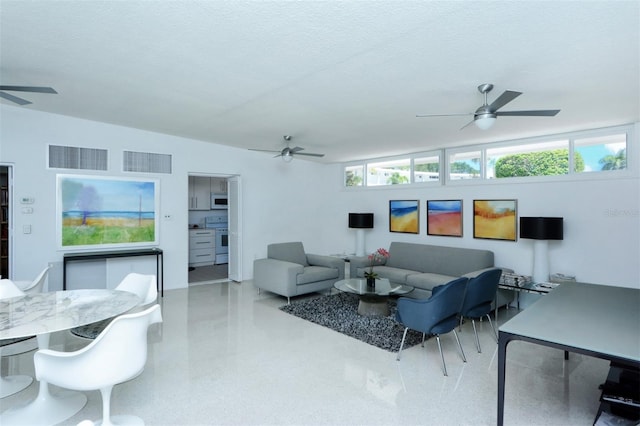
top-left (205, 214), bottom-right (228, 264)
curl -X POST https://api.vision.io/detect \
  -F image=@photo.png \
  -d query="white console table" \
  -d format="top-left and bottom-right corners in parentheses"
top-left (63, 248), bottom-right (163, 296)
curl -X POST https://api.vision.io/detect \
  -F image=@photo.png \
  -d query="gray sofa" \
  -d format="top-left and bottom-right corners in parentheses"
top-left (350, 242), bottom-right (513, 304)
top-left (253, 242), bottom-right (345, 303)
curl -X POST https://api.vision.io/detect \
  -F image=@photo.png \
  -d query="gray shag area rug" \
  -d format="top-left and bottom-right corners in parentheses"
top-left (279, 292), bottom-right (423, 352)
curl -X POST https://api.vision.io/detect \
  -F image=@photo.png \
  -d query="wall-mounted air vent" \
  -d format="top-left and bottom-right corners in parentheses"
top-left (123, 150), bottom-right (172, 174)
top-left (48, 145), bottom-right (108, 170)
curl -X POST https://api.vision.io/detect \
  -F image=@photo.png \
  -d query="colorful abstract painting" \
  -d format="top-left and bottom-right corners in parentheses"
top-left (57, 174), bottom-right (159, 249)
top-left (427, 200), bottom-right (462, 237)
top-left (389, 200), bottom-right (419, 234)
top-left (473, 199), bottom-right (517, 241)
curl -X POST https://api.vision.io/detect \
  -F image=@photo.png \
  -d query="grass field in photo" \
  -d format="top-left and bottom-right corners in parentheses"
top-left (62, 217), bottom-right (155, 246)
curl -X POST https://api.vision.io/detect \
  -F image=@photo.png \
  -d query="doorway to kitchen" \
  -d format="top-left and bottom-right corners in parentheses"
top-left (188, 173), bottom-right (230, 285)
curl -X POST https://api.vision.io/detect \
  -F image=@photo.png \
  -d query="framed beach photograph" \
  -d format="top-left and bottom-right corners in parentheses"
top-left (473, 199), bottom-right (517, 241)
top-left (57, 174), bottom-right (159, 250)
top-left (427, 200), bottom-right (463, 237)
top-left (389, 200), bottom-right (419, 234)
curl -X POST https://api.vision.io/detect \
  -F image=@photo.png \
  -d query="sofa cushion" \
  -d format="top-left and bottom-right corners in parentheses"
top-left (268, 242), bottom-right (309, 266)
top-left (406, 272), bottom-right (458, 292)
top-left (297, 266), bottom-right (338, 285)
top-left (376, 266), bottom-right (420, 283)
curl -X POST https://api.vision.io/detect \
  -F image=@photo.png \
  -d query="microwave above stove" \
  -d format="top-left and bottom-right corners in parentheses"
top-left (211, 193), bottom-right (228, 209)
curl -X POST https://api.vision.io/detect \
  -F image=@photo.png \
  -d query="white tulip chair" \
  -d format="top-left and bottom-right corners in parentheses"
top-left (0, 279), bottom-right (33, 398)
top-left (34, 304), bottom-right (163, 426)
top-left (70, 273), bottom-right (158, 339)
top-left (13, 265), bottom-right (51, 294)
top-left (114, 273), bottom-right (158, 306)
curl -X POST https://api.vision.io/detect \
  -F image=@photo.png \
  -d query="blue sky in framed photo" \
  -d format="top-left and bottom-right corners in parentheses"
top-left (427, 200), bottom-right (461, 213)
top-left (61, 177), bottom-right (155, 214)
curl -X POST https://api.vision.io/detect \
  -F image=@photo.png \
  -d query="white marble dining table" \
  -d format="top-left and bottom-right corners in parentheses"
top-left (0, 289), bottom-right (140, 426)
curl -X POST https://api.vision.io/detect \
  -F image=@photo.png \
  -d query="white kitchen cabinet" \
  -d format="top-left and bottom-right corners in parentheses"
top-left (188, 176), bottom-right (211, 210)
top-left (211, 177), bottom-right (227, 194)
top-left (189, 229), bottom-right (215, 267)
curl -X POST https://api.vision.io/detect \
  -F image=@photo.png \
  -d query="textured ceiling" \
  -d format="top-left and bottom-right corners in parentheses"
top-left (1, 1), bottom-right (638, 163)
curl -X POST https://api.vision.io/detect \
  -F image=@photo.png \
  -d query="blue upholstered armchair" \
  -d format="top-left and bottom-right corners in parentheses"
top-left (460, 268), bottom-right (502, 353)
top-left (253, 242), bottom-right (345, 304)
top-left (395, 277), bottom-right (468, 376)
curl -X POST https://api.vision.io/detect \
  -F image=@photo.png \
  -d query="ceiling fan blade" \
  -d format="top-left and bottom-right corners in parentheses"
top-left (295, 152), bottom-right (325, 157)
top-left (290, 146), bottom-right (305, 153)
top-left (496, 109), bottom-right (560, 117)
top-left (248, 148), bottom-right (280, 153)
top-left (416, 113), bottom-right (473, 118)
top-left (488, 90), bottom-right (522, 112)
top-left (460, 119), bottom-right (476, 130)
top-left (0, 91), bottom-right (31, 105)
top-left (0, 85), bottom-right (57, 94)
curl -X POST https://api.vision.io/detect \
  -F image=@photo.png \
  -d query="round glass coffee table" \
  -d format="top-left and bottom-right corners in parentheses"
top-left (334, 278), bottom-right (414, 316)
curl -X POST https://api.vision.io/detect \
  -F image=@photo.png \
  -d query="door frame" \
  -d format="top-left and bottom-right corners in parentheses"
top-left (227, 175), bottom-right (242, 282)
top-left (187, 172), bottom-right (242, 282)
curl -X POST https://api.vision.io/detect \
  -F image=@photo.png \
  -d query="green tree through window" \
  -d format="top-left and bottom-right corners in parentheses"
top-left (414, 163), bottom-right (439, 172)
top-left (387, 172), bottom-right (408, 185)
top-left (450, 162), bottom-right (479, 176)
top-left (494, 149), bottom-right (584, 177)
top-left (599, 148), bottom-right (626, 170)
top-left (345, 170), bottom-right (362, 186)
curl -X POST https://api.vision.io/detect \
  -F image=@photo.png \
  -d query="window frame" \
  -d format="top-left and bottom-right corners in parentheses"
top-left (342, 124), bottom-right (635, 189)
top-left (445, 148), bottom-right (483, 183)
top-left (412, 152), bottom-right (442, 184)
top-left (366, 157), bottom-right (412, 187)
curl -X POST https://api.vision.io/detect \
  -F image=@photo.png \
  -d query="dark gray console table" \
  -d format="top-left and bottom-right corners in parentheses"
top-left (63, 248), bottom-right (164, 296)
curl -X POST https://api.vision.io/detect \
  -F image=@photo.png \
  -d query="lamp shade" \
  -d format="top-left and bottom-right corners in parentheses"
top-left (520, 217), bottom-right (563, 240)
top-left (349, 213), bottom-right (374, 229)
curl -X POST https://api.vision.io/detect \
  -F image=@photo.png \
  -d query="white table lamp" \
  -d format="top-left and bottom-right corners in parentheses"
top-left (349, 213), bottom-right (374, 257)
top-left (520, 217), bottom-right (564, 283)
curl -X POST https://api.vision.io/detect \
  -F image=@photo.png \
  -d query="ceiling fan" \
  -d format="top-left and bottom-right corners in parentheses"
top-left (0, 85), bottom-right (58, 105)
top-left (416, 83), bottom-right (560, 130)
top-left (249, 135), bottom-right (325, 162)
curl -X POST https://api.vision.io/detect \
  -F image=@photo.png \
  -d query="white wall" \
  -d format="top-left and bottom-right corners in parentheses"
top-left (1, 105), bottom-right (638, 291)
top-left (331, 136), bottom-right (640, 289)
top-left (0, 106), bottom-right (340, 290)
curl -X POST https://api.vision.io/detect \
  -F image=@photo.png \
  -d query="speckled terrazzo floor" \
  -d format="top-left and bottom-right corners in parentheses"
top-left (1, 281), bottom-right (609, 425)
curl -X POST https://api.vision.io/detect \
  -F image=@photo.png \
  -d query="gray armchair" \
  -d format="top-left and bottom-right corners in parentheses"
top-left (253, 242), bottom-right (345, 303)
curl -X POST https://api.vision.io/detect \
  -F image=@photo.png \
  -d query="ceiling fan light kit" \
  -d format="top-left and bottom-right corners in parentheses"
top-left (474, 114), bottom-right (497, 130)
top-left (416, 83), bottom-right (560, 130)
